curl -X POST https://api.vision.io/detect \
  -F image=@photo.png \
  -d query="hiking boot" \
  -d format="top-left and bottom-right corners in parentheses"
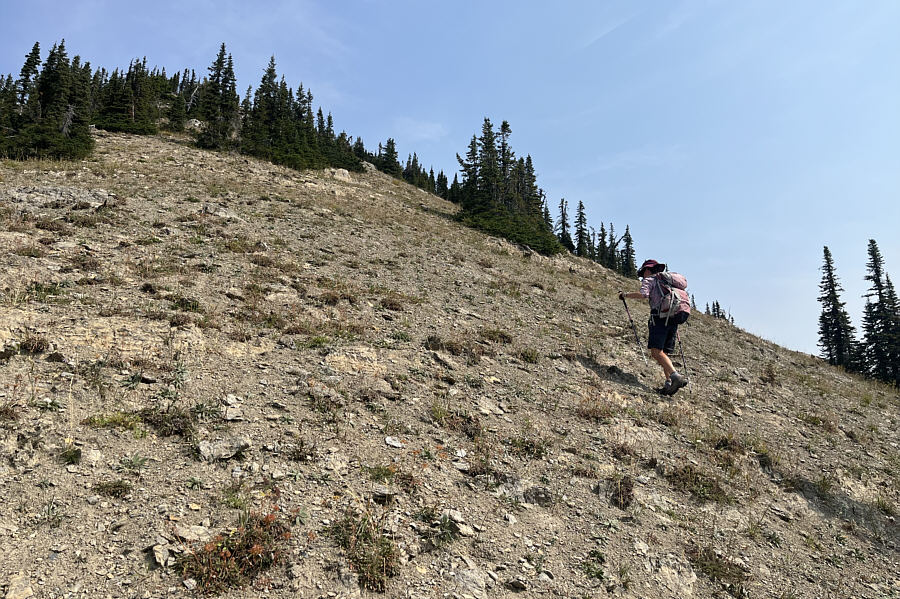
top-left (669, 372), bottom-right (688, 394)
top-left (658, 379), bottom-right (675, 396)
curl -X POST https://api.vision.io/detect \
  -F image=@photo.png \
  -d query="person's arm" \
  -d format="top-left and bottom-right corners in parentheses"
top-left (620, 276), bottom-right (653, 301)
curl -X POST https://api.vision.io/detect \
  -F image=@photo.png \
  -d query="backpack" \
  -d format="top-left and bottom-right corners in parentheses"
top-left (651, 271), bottom-right (691, 325)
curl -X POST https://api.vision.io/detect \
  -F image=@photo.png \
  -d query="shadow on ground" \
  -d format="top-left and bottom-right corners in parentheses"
top-left (577, 354), bottom-right (653, 392)
top-left (788, 476), bottom-right (900, 550)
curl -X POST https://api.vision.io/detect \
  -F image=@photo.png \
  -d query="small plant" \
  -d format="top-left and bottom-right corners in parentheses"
top-left (14, 244), bottom-right (46, 258)
top-left (576, 398), bottom-right (617, 422)
top-left (170, 295), bottom-right (203, 313)
top-left (582, 549), bottom-right (606, 580)
top-left (380, 296), bottom-right (403, 311)
top-left (331, 508), bottom-right (400, 592)
top-left (41, 498), bottom-right (65, 528)
top-left (609, 474), bottom-right (634, 509)
top-left (93, 479), bottom-right (132, 498)
top-left (306, 335), bottom-right (330, 348)
top-left (874, 495), bottom-right (897, 517)
top-left (364, 464), bottom-right (397, 483)
top-left (59, 443), bottom-right (82, 465)
top-left (686, 544), bottom-right (748, 594)
top-left (222, 482), bottom-right (249, 510)
top-left (519, 347), bottom-right (539, 364)
top-left (139, 406), bottom-right (196, 439)
top-left (0, 400), bottom-right (20, 422)
top-left (507, 420), bottom-right (550, 459)
top-left (19, 332), bottom-right (50, 354)
top-left (82, 411), bottom-right (141, 431)
top-left (390, 330), bottom-right (412, 342)
top-left (480, 328), bottom-right (512, 344)
top-left (177, 509), bottom-right (291, 594)
top-left (116, 453), bottom-right (148, 474)
top-left (667, 464), bottom-right (731, 504)
top-left (287, 439), bottom-right (317, 463)
top-left (186, 477), bottom-right (205, 490)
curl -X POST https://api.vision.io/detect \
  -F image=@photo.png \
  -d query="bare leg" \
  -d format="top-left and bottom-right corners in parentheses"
top-left (650, 348), bottom-right (675, 379)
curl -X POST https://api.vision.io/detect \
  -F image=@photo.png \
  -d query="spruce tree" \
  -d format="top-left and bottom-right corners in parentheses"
top-left (817, 246), bottom-right (858, 370)
top-left (556, 199), bottom-right (575, 252)
top-left (861, 239), bottom-right (893, 382)
top-left (380, 138), bottom-right (402, 177)
top-left (620, 225), bottom-right (637, 277)
top-left (197, 43), bottom-right (238, 149)
top-left (574, 201), bottom-right (589, 257)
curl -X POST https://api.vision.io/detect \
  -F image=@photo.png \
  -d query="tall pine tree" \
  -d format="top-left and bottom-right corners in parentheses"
top-left (861, 239), bottom-right (894, 382)
top-left (816, 246), bottom-right (858, 370)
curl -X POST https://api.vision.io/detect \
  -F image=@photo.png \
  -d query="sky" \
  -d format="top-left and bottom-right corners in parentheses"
top-left (1, 0), bottom-right (898, 355)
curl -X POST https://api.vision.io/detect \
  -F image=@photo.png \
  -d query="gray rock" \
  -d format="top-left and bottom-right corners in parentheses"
top-left (4, 572), bottom-right (34, 599)
top-left (173, 524), bottom-right (212, 543)
top-left (505, 577), bottom-right (528, 591)
top-left (456, 568), bottom-right (486, 598)
top-left (372, 484), bottom-right (396, 505)
top-left (152, 545), bottom-right (170, 568)
top-left (385, 436), bottom-right (405, 449)
top-left (198, 436), bottom-right (251, 461)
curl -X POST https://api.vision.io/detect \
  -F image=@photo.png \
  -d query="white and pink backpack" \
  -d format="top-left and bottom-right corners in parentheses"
top-left (650, 271), bottom-right (691, 324)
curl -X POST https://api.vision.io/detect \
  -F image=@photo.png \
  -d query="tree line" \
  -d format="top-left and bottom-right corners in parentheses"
top-left (817, 240), bottom-right (899, 386)
top-left (0, 41), bottom-right (414, 174)
top-left (452, 117), bottom-right (639, 271)
top-left (2, 41), bottom-right (639, 268)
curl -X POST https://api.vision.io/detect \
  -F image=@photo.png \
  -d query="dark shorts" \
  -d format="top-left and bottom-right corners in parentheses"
top-left (648, 313), bottom-right (684, 354)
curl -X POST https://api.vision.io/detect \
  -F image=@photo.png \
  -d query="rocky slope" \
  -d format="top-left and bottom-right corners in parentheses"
top-left (0, 131), bottom-right (898, 599)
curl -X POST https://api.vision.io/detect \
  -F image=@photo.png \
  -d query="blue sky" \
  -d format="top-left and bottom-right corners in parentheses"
top-left (2, 0), bottom-right (898, 354)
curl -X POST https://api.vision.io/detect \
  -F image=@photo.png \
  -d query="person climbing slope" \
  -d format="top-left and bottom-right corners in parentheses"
top-left (619, 259), bottom-right (690, 395)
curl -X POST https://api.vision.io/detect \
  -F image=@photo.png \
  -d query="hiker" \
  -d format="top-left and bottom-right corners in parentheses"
top-left (619, 259), bottom-right (690, 395)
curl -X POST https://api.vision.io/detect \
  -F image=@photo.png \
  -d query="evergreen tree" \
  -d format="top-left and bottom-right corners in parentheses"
top-left (2, 40), bottom-right (93, 159)
top-left (884, 275), bottom-right (900, 385)
top-left (619, 225), bottom-right (637, 277)
top-left (861, 239), bottom-right (893, 382)
top-left (197, 43), bottom-right (239, 149)
top-left (380, 138), bottom-right (402, 177)
top-left (455, 119), bottom-right (560, 254)
top-left (597, 223), bottom-right (608, 266)
top-left (556, 199), bottom-right (575, 252)
top-left (574, 201), bottom-right (589, 257)
top-left (817, 246), bottom-right (859, 370)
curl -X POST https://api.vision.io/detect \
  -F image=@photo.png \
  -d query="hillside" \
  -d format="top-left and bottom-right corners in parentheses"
top-left (0, 131), bottom-right (898, 599)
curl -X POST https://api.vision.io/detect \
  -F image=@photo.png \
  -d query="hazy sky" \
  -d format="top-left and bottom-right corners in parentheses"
top-left (2, 0), bottom-right (898, 354)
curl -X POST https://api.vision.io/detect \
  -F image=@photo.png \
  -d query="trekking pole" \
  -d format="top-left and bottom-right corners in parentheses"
top-left (621, 296), bottom-right (648, 366)
top-left (677, 330), bottom-right (692, 393)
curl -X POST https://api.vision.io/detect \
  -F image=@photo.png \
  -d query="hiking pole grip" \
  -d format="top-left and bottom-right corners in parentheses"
top-left (622, 297), bottom-right (649, 366)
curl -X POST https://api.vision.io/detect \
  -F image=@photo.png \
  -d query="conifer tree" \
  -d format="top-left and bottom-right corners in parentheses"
top-left (574, 201), bottom-right (589, 257)
top-left (884, 275), bottom-right (900, 385)
top-left (380, 138), bottom-right (402, 177)
top-left (817, 246), bottom-right (858, 370)
top-left (556, 199), bottom-right (575, 252)
top-left (861, 239), bottom-right (893, 382)
top-left (620, 225), bottom-right (637, 277)
top-left (197, 43), bottom-right (239, 149)
top-left (597, 223), bottom-right (608, 266)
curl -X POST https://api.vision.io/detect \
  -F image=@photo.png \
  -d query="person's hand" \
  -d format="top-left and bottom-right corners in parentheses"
top-left (618, 291), bottom-right (626, 300)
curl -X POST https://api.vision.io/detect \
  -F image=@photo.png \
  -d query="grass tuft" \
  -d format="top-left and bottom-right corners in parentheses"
top-left (331, 509), bottom-right (399, 592)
